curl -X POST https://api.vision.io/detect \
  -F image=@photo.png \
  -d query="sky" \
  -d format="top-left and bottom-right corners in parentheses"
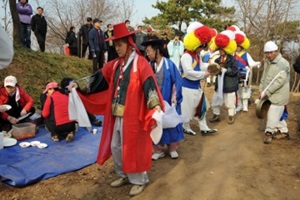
top-left (132, 0), bottom-right (234, 27)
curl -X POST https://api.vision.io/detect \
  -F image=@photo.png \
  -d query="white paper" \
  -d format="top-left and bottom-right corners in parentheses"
top-left (150, 110), bottom-right (164, 144)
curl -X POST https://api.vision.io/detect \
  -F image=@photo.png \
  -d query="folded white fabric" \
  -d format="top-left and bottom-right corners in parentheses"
top-left (68, 88), bottom-right (91, 130)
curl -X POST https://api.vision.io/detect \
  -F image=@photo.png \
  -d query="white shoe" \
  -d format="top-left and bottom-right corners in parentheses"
top-left (183, 128), bottom-right (196, 135)
top-left (152, 152), bottom-right (165, 160)
top-left (170, 151), bottom-right (178, 159)
top-left (129, 185), bottom-right (146, 196)
top-left (110, 177), bottom-right (129, 187)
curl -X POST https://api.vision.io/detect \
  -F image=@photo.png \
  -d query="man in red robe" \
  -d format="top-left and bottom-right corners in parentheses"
top-left (74, 22), bottom-right (163, 196)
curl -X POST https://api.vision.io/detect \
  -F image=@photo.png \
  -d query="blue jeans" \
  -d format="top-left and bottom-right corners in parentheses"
top-left (20, 23), bottom-right (31, 48)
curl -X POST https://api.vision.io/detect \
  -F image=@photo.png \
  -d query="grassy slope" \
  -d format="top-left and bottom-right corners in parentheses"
top-left (0, 48), bottom-right (93, 109)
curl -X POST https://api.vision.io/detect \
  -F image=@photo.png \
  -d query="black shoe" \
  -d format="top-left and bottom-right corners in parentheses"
top-left (201, 129), bottom-right (218, 136)
top-left (92, 119), bottom-right (102, 127)
top-left (209, 115), bottom-right (220, 123)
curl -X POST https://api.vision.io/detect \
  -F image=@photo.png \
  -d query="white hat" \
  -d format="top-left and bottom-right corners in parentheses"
top-left (264, 41), bottom-right (278, 52)
top-left (4, 75), bottom-right (17, 87)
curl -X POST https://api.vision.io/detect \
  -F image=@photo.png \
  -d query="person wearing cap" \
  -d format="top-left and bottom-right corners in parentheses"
top-left (79, 17), bottom-right (93, 59)
top-left (89, 18), bottom-right (107, 73)
top-left (73, 22), bottom-right (164, 196)
top-left (209, 30), bottom-right (239, 124)
top-left (234, 31), bottom-right (261, 112)
top-left (0, 75), bottom-right (35, 129)
top-left (260, 41), bottom-right (290, 144)
top-left (167, 34), bottom-right (184, 70)
top-left (180, 22), bottom-right (217, 136)
top-left (141, 39), bottom-right (183, 160)
top-left (144, 27), bottom-right (158, 41)
top-left (41, 82), bottom-right (76, 142)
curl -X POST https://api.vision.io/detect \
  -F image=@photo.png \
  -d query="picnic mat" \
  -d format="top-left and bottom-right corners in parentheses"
top-left (0, 117), bottom-right (103, 187)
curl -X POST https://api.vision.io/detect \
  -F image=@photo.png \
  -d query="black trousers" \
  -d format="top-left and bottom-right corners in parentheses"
top-left (92, 50), bottom-right (104, 73)
top-left (45, 120), bottom-right (76, 138)
top-left (82, 43), bottom-right (92, 59)
top-left (34, 32), bottom-right (46, 52)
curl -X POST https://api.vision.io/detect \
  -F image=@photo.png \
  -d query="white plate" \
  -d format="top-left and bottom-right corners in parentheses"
top-left (3, 137), bottom-right (17, 147)
top-left (0, 104), bottom-right (12, 111)
top-left (30, 141), bottom-right (40, 146)
top-left (37, 143), bottom-right (48, 149)
top-left (19, 142), bottom-right (31, 148)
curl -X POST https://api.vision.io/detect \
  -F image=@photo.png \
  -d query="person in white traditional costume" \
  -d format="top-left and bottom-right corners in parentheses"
top-left (180, 22), bottom-right (217, 136)
top-left (167, 34), bottom-right (184, 70)
top-left (209, 30), bottom-right (239, 124)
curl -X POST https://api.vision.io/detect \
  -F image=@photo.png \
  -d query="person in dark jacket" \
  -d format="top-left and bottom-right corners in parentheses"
top-left (31, 7), bottom-right (47, 52)
top-left (78, 17), bottom-right (93, 59)
top-left (104, 24), bottom-right (118, 61)
top-left (89, 18), bottom-right (107, 73)
top-left (65, 26), bottom-right (77, 56)
top-left (210, 30), bottom-right (239, 124)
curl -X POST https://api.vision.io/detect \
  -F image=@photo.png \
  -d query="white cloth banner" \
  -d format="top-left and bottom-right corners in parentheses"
top-left (212, 68), bottom-right (227, 107)
top-left (150, 101), bottom-right (189, 144)
top-left (162, 100), bottom-right (189, 128)
top-left (68, 88), bottom-right (91, 130)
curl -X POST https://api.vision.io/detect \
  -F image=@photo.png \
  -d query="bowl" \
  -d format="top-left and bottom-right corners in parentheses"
top-left (30, 141), bottom-right (41, 146)
top-left (37, 143), bottom-right (48, 149)
top-left (19, 142), bottom-right (31, 148)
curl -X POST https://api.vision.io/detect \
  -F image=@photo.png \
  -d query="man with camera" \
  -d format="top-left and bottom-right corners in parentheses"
top-left (167, 34), bottom-right (184, 70)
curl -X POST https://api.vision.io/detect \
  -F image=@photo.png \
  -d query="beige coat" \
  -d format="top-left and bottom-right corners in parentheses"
top-left (259, 53), bottom-right (290, 106)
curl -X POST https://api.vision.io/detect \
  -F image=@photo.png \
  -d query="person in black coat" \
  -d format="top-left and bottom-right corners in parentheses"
top-left (31, 7), bottom-right (47, 52)
top-left (78, 17), bottom-right (93, 59)
top-left (104, 24), bottom-right (118, 61)
top-left (65, 26), bottom-right (78, 56)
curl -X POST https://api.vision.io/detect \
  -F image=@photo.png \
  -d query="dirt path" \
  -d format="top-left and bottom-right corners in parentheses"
top-left (1, 86), bottom-right (300, 200)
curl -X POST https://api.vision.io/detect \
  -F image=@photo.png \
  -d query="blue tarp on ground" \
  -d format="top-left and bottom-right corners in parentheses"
top-left (0, 117), bottom-right (103, 187)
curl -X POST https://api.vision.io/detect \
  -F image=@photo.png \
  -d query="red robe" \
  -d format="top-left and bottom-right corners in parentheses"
top-left (79, 54), bottom-right (164, 173)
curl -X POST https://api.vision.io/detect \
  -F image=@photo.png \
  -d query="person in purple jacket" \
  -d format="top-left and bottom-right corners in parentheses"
top-left (16, 0), bottom-right (33, 49)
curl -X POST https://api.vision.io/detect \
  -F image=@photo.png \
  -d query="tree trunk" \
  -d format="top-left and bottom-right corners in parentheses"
top-left (9, 0), bottom-right (21, 45)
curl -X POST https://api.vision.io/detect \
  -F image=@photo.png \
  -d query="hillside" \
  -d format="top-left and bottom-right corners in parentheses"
top-left (0, 48), bottom-right (93, 109)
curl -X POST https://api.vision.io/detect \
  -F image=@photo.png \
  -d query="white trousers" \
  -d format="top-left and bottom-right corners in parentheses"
top-left (111, 117), bottom-right (149, 185)
top-left (237, 84), bottom-right (251, 111)
top-left (266, 105), bottom-right (288, 133)
top-left (212, 92), bottom-right (236, 116)
top-left (181, 87), bottom-right (211, 131)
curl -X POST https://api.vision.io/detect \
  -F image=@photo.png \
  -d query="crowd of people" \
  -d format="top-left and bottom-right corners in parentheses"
top-left (0, 3), bottom-right (292, 196)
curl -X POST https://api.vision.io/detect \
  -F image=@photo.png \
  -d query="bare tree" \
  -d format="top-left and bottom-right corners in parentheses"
top-left (9, 0), bottom-right (21, 45)
top-left (1, 0), bottom-right (12, 31)
top-left (234, 0), bottom-right (298, 84)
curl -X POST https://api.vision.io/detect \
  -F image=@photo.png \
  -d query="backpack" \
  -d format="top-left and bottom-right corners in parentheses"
top-left (293, 55), bottom-right (300, 73)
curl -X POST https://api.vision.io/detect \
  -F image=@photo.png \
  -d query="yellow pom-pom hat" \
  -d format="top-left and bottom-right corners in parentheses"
top-left (213, 30), bottom-right (237, 55)
top-left (235, 30), bottom-right (250, 50)
top-left (184, 22), bottom-right (212, 51)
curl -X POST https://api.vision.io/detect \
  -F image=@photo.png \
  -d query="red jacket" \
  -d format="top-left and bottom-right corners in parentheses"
top-left (0, 85), bottom-right (34, 120)
top-left (42, 91), bottom-right (74, 125)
